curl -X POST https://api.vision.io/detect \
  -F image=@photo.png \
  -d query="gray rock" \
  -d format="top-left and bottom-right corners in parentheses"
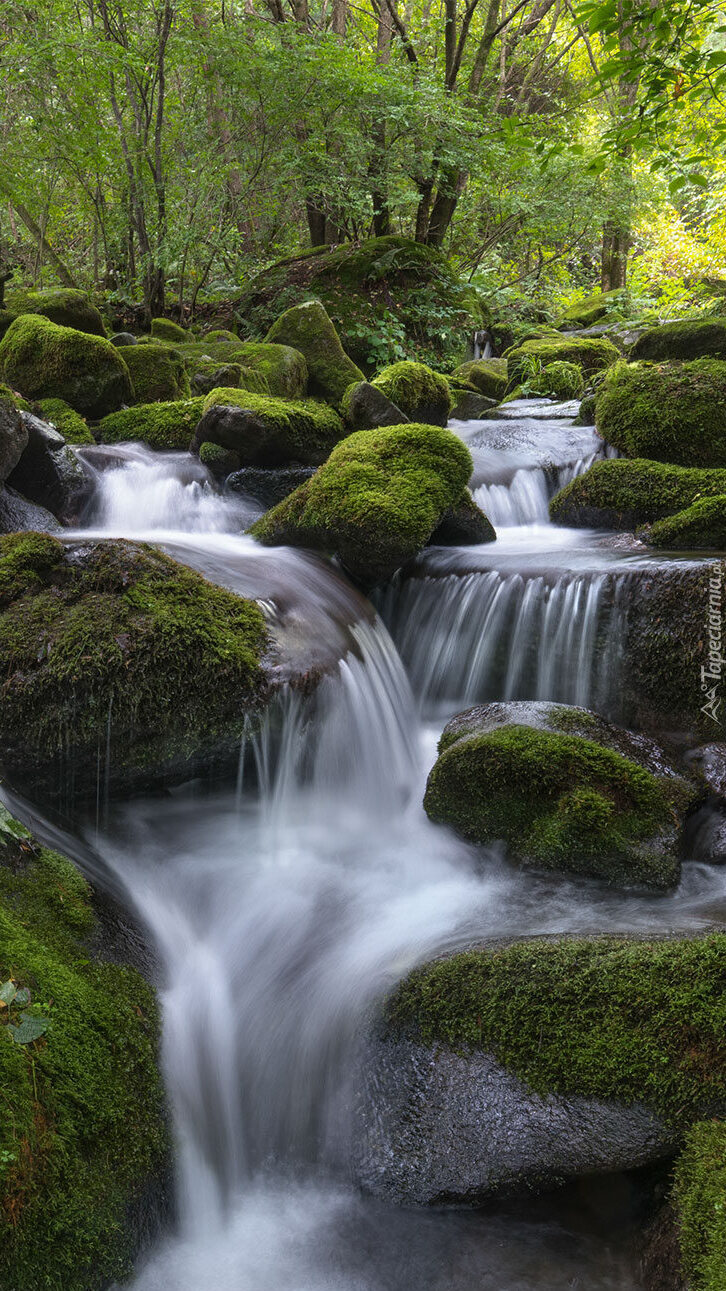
top-left (430, 489), bottom-right (496, 546)
top-left (483, 397), bottom-right (581, 421)
top-left (110, 332), bottom-right (138, 347)
top-left (685, 742), bottom-right (726, 798)
top-left (226, 465), bottom-right (316, 507)
top-left (449, 390), bottom-right (498, 420)
top-left (191, 364), bottom-right (242, 395)
top-left (353, 1031), bottom-right (677, 1206)
top-left (7, 411), bottom-right (93, 522)
top-left (343, 381), bottom-right (408, 431)
top-left (0, 485), bottom-right (62, 534)
top-left (0, 397), bottom-right (28, 484)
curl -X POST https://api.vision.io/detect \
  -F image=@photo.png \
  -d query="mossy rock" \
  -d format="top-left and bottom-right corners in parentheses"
top-left (235, 235), bottom-right (485, 371)
top-left (644, 496), bottom-right (726, 550)
top-left (340, 380), bottom-right (408, 431)
top-left (230, 342), bottom-right (307, 398)
top-left (429, 488), bottom-right (496, 545)
top-left (452, 358), bottom-right (508, 402)
top-left (194, 387), bottom-right (344, 467)
top-left (672, 1119), bottom-right (726, 1291)
top-left (596, 358), bottom-right (726, 466)
top-left (550, 458), bottom-right (726, 530)
top-left (424, 701), bottom-right (696, 888)
top-left (0, 310), bottom-right (18, 340)
top-left (557, 289), bottom-right (628, 330)
top-left (0, 533), bottom-right (269, 803)
top-left (5, 288), bottom-right (106, 337)
top-left (250, 422), bottom-right (473, 586)
top-left (119, 343), bottom-right (191, 403)
top-left (265, 301), bottom-right (364, 406)
top-left (202, 329), bottom-right (238, 343)
top-left (630, 318), bottom-right (726, 363)
top-left (385, 932), bottom-right (726, 1127)
top-left (505, 336), bottom-right (620, 390)
top-left (0, 316), bottom-right (132, 418)
top-left (371, 361), bottom-right (452, 427)
top-left (539, 360), bottom-right (584, 400)
top-left (98, 397), bottom-right (204, 450)
top-left (199, 441), bottom-right (241, 477)
top-left (35, 398), bottom-right (94, 445)
top-left (0, 390), bottom-right (28, 484)
top-left (150, 316), bottom-right (188, 342)
top-left (0, 806), bottom-right (167, 1290)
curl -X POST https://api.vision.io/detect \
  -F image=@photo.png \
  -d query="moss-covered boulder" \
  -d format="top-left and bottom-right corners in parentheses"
top-left (644, 497), bottom-right (726, 550)
top-left (235, 235), bottom-right (484, 371)
top-left (0, 804), bottom-right (167, 1290)
top-left (230, 342), bottom-right (307, 398)
top-left (341, 380), bottom-right (408, 431)
top-left (669, 1119), bottom-right (726, 1291)
top-left (193, 387), bottom-right (344, 467)
top-left (199, 441), bottom-right (241, 478)
top-left (0, 316), bottom-right (132, 418)
top-left (423, 701), bottom-right (696, 887)
top-left (5, 288), bottom-right (106, 337)
top-left (452, 358), bottom-right (508, 402)
top-left (557, 289), bottom-right (627, 330)
top-left (0, 533), bottom-right (271, 803)
top-left (506, 336), bottom-right (620, 390)
top-left (35, 398), bottom-right (93, 445)
top-left (265, 301), bottom-right (364, 406)
top-left (7, 413), bottom-right (92, 523)
top-left (595, 359), bottom-right (726, 466)
top-left (539, 360), bottom-right (584, 401)
top-left (0, 387), bottom-right (28, 483)
top-left (429, 489), bottom-right (496, 545)
top-left (150, 316), bottom-right (187, 342)
top-left (250, 423), bottom-right (473, 586)
top-left (630, 318), bottom-right (726, 363)
top-left (550, 458), bottom-right (726, 530)
top-left (98, 397), bottom-right (205, 451)
top-left (119, 343), bottom-right (191, 404)
top-left (371, 361), bottom-right (452, 427)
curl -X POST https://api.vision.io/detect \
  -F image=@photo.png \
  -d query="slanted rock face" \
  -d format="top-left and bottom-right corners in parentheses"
top-left (371, 361), bottom-right (453, 428)
top-left (423, 701), bottom-right (697, 888)
top-left (596, 359), bottom-right (726, 466)
top-left (250, 423), bottom-right (473, 586)
top-left (118, 343), bottom-right (191, 403)
top-left (0, 387), bottom-right (28, 483)
top-left (193, 387), bottom-right (344, 467)
top-left (430, 489), bottom-right (496, 546)
top-left (35, 398), bottom-right (93, 445)
top-left (98, 397), bottom-right (205, 450)
top-left (5, 288), bottom-right (107, 336)
top-left (7, 412), bottom-right (93, 523)
top-left (453, 358), bottom-right (508, 402)
top-left (630, 318), bottom-right (726, 363)
top-left (265, 301), bottom-right (364, 406)
top-left (341, 380), bottom-right (408, 431)
top-left (230, 342), bottom-right (308, 398)
top-left (0, 315), bottom-right (132, 418)
top-left (550, 458), bottom-right (726, 530)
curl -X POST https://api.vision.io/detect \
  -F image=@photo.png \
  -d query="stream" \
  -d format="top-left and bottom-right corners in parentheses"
top-left (13, 400), bottom-right (726, 1290)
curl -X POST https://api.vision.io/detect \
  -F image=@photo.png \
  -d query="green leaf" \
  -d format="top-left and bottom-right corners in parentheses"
top-left (0, 980), bottom-right (17, 1006)
top-left (14, 987), bottom-right (31, 1007)
top-left (9, 1014), bottom-right (49, 1045)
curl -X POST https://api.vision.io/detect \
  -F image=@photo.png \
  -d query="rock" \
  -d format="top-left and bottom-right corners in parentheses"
top-left (250, 423), bottom-right (473, 587)
top-left (199, 441), bottom-right (241, 478)
top-left (150, 316), bottom-right (188, 341)
top-left (0, 802), bottom-right (168, 1290)
top-left (230, 342), bottom-right (308, 398)
top-left (643, 495), bottom-right (726, 550)
top-left (667, 1119), bottom-right (726, 1291)
top-left (0, 387), bottom-right (28, 482)
top-left (265, 300), bottom-right (364, 405)
top-left (111, 331), bottom-right (137, 347)
top-left (341, 380), bottom-right (408, 430)
top-left (686, 743), bottom-right (726, 798)
top-left (226, 465), bottom-right (316, 507)
top-left (556, 289), bottom-right (626, 330)
top-left (118, 342), bottom-right (191, 403)
top-left (35, 397), bottom-right (93, 444)
top-left (631, 318), bottom-right (726, 362)
top-left (641, 1203), bottom-right (687, 1291)
top-left (7, 412), bottom-right (92, 522)
top-left (0, 485), bottom-right (61, 533)
top-left (448, 389), bottom-right (498, 420)
top-left (429, 489), bottom-right (496, 545)
top-left (550, 459), bottom-right (726, 530)
top-left (0, 316), bottom-right (132, 419)
top-left (354, 933), bottom-right (725, 1205)
top-left (597, 358), bottom-right (726, 466)
top-left (537, 360), bottom-right (584, 400)
top-left (98, 398), bottom-right (205, 450)
top-left (423, 701), bottom-right (696, 887)
top-left (505, 336), bottom-right (620, 390)
top-left (5, 287), bottom-right (106, 336)
top-left (193, 387), bottom-right (344, 467)
top-left (453, 358), bottom-right (508, 402)
top-left (191, 362), bottom-right (244, 395)
top-left (371, 361), bottom-right (453, 427)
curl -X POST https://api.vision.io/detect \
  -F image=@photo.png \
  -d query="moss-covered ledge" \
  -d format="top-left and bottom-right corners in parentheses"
top-left (672, 1119), bottom-right (726, 1291)
top-left (0, 805), bottom-right (167, 1290)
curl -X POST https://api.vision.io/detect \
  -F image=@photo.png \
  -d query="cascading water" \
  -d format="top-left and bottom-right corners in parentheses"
top-left (14, 410), bottom-right (726, 1291)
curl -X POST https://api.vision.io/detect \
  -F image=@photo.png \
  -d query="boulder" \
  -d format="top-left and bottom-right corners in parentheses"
top-left (371, 361), bottom-right (452, 427)
top-left (630, 318), bottom-right (726, 363)
top-left (150, 316), bottom-right (188, 342)
top-left (537, 360), bottom-right (584, 401)
top-left (643, 496), bottom-right (726, 550)
top-left (229, 342), bottom-right (307, 398)
top-left (198, 442), bottom-right (241, 478)
top-left (191, 362), bottom-right (243, 395)
top-left (341, 380), bottom-right (408, 431)
top-left (5, 287), bottom-right (106, 336)
top-left (35, 397), bottom-right (93, 445)
top-left (0, 315), bottom-right (132, 418)
top-left (226, 465), bottom-right (316, 507)
top-left (505, 336), bottom-right (620, 389)
top-left (556, 289), bottom-right (626, 330)
top-left (193, 387), bottom-right (344, 467)
top-left (453, 358), bottom-right (508, 402)
top-left (111, 331), bottom-right (137, 347)
top-left (423, 701), bottom-right (696, 888)
top-left (98, 397), bottom-right (205, 450)
top-left (448, 389), bottom-right (498, 420)
top-left (550, 459), bottom-right (726, 530)
top-left (7, 412), bottom-right (92, 523)
top-left (250, 423), bottom-right (473, 586)
top-left (265, 301), bottom-right (364, 405)
top-left (429, 489), bottom-right (496, 546)
top-left (0, 485), bottom-right (61, 534)
top-left (119, 343), bottom-right (191, 403)
top-left (0, 387), bottom-right (28, 483)
top-left (596, 359), bottom-right (726, 466)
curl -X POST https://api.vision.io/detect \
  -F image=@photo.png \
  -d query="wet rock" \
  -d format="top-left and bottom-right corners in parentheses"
top-left (226, 465), bottom-right (316, 507)
top-left (341, 380), bottom-right (408, 431)
top-left (0, 484), bottom-right (62, 533)
top-left (110, 331), bottom-right (138, 347)
top-left (7, 411), bottom-right (93, 523)
top-left (429, 489), bottom-right (496, 546)
top-left (449, 389), bottom-right (498, 420)
top-left (193, 389), bottom-right (344, 467)
top-left (0, 390), bottom-right (28, 482)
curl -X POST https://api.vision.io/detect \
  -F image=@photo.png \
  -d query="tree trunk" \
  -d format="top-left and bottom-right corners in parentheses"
top-left (0, 192), bottom-right (76, 287)
top-left (601, 220), bottom-right (628, 291)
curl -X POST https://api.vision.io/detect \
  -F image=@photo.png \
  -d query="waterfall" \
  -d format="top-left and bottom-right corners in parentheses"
top-left (472, 456), bottom-right (596, 527)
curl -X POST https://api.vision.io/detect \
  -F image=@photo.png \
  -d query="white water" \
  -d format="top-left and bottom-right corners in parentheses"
top-left (17, 410), bottom-right (726, 1289)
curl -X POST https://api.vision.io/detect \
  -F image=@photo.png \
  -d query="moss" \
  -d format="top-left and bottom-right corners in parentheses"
top-left (35, 398), bottom-right (94, 445)
top-left (452, 358), bottom-right (508, 402)
top-left (672, 1120), bottom-right (726, 1291)
top-left (557, 289), bottom-right (628, 329)
top-left (203, 329), bottom-right (238, 343)
top-left (197, 387), bottom-right (344, 466)
top-left (119, 343), bottom-right (191, 403)
top-left (506, 336), bottom-right (620, 389)
top-left (98, 397), bottom-right (204, 450)
top-left (150, 316), bottom-right (188, 342)
top-left (265, 300), bottom-right (364, 406)
top-left (385, 933), bottom-right (726, 1127)
top-left (199, 441), bottom-right (241, 476)
top-left (539, 360), bottom-right (584, 400)
top-left (424, 722), bottom-right (689, 887)
top-left (631, 319), bottom-right (726, 363)
top-left (0, 316), bottom-right (132, 418)
top-left (0, 310), bottom-right (18, 340)
top-left (230, 342), bottom-right (307, 398)
top-left (371, 361), bottom-right (453, 427)
top-left (0, 381), bottom-right (31, 414)
top-left (0, 810), bottom-right (167, 1290)
top-left (250, 422), bottom-right (473, 585)
top-left (596, 359), bottom-right (726, 466)
top-left (644, 496), bottom-right (726, 550)
top-left (0, 534), bottom-right (269, 798)
top-left (550, 458), bottom-right (726, 529)
top-left (5, 289), bottom-right (106, 337)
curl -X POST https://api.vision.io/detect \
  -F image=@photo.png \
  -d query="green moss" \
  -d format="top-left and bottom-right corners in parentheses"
top-left (35, 398), bottom-right (94, 445)
top-left (150, 316), bottom-right (188, 342)
top-left (631, 319), bottom-right (726, 363)
top-left (119, 343), bottom-right (191, 403)
top-left (371, 361), bottom-right (453, 427)
top-left (506, 336), bottom-right (620, 390)
top-left (596, 359), bottom-right (726, 466)
top-left (98, 397), bottom-right (204, 450)
top-left (265, 300), bottom-right (364, 406)
top-left (0, 310), bottom-right (18, 340)
top-left (0, 812), bottom-right (166, 1290)
top-left (452, 359), bottom-right (508, 402)
top-left (539, 360), bottom-right (584, 400)
top-left (424, 723), bottom-right (689, 887)
top-left (250, 422), bottom-right (473, 585)
top-left (644, 496), bottom-right (726, 550)
top-left (203, 329), bottom-right (238, 343)
top-left (386, 935), bottom-right (726, 1126)
top-left (0, 535), bottom-right (269, 794)
top-left (229, 342), bottom-right (307, 398)
top-left (199, 441), bottom-right (240, 475)
top-left (198, 387), bottom-right (344, 466)
top-left (0, 315), bottom-right (132, 418)
top-left (673, 1120), bottom-right (726, 1291)
top-left (557, 289), bottom-right (628, 329)
top-left (550, 458), bottom-right (726, 529)
top-left (5, 289), bottom-right (106, 337)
